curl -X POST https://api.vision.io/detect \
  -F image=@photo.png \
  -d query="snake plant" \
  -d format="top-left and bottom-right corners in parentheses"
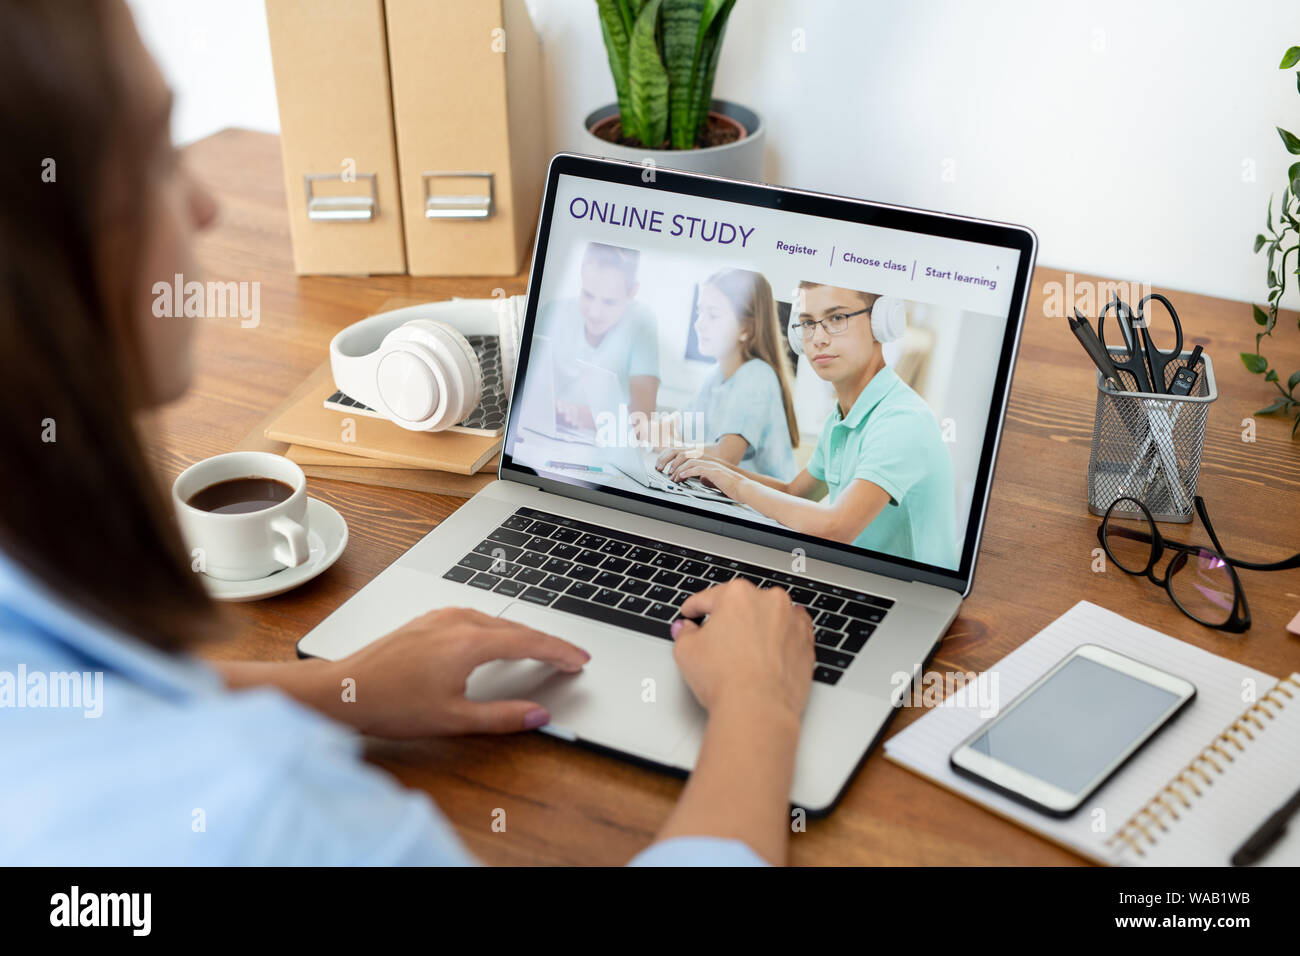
top-left (594, 0), bottom-right (738, 150)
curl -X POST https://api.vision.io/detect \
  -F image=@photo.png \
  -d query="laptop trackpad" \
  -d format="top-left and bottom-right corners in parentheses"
top-left (464, 602), bottom-right (703, 763)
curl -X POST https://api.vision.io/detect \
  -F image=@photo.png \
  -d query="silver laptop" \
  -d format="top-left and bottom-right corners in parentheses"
top-left (298, 153), bottom-right (1036, 814)
top-left (610, 444), bottom-right (736, 503)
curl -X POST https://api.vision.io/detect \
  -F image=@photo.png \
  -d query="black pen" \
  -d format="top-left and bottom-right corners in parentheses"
top-left (1231, 782), bottom-right (1300, 866)
top-left (1069, 310), bottom-right (1127, 391)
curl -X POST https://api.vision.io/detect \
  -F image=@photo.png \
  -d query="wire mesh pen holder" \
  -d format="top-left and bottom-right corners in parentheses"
top-left (1087, 350), bottom-right (1216, 523)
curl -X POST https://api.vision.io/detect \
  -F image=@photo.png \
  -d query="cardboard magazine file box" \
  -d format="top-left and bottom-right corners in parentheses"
top-left (265, 0), bottom-right (407, 275)
top-left (385, 0), bottom-right (547, 276)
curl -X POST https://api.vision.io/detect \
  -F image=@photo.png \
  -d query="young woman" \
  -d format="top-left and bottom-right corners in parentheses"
top-left (669, 282), bottom-right (959, 569)
top-left (0, 0), bottom-right (814, 865)
top-left (656, 268), bottom-right (799, 481)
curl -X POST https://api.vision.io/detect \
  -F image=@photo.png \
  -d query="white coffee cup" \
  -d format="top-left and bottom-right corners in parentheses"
top-left (173, 452), bottom-right (311, 581)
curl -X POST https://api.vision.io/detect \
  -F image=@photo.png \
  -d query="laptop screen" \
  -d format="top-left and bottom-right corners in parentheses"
top-left (503, 156), bottom-right (1034, 589)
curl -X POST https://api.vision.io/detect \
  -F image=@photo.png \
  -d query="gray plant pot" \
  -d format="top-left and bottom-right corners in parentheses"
top-left (581, 99), bottom-right (765, 182)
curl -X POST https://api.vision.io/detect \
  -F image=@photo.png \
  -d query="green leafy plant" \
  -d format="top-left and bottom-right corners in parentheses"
top-left (1245, 43), bottom-right (1300, 438)
top-left (594, 0), bottom-right (737, 150)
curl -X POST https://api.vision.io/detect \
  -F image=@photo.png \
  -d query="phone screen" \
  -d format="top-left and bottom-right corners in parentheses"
top-left (968, 655), bottom-right (1180, 794)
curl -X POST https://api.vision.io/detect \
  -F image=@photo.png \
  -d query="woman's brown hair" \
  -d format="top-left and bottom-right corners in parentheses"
top-left (701, 268), bottom-right (800, 448)
top-left (0, 0), bottom-right (215, 653)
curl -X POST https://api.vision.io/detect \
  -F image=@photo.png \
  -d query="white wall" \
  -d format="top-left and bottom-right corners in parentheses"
top-left (128, 0), bottom-right (279, 142)
top-left (128, 0), bottom-right (1300, 308)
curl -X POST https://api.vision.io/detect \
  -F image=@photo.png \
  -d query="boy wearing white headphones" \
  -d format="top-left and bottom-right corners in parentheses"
top-left (670, 281), bottom-right (957, 569)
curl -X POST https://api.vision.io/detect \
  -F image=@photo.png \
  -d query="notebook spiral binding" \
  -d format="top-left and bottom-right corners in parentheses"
top-left (1104, 675), bottom-right (1299, 858)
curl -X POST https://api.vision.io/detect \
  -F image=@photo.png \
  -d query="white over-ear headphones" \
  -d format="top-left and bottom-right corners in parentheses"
top-left (330, 302), bottom-right (483, 432)
top-left (787, 295), bottom-right (907, 356)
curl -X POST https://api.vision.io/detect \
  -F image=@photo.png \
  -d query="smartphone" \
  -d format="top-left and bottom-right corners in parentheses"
top-left (949, 644), bottom-right (1196, 817)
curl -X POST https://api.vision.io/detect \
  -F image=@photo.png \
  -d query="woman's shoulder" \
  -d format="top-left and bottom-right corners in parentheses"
top-left (0, 672), bottom-right (464, 865)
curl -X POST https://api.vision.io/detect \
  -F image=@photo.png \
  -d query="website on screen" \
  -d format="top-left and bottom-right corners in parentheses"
top-left (506, 173), bottom-right (1021, 572)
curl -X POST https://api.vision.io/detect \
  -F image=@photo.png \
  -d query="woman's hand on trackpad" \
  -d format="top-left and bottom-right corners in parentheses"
top-left (331, 608), bottom-right (589, 738)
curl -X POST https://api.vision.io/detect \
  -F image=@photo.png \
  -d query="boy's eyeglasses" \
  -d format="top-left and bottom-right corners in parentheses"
top-left (794, 307), bottom-right (870, 339)
top-left (1096, 495), bottom-right (1300, 632)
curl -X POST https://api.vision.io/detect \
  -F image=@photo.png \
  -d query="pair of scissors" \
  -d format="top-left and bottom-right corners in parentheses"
top-left (1096, 293), bottom-right (1184, 394)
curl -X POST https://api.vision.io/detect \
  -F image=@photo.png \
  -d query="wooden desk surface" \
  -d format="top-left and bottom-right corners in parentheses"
top-left (151, 129), bottom-right (1300, 865)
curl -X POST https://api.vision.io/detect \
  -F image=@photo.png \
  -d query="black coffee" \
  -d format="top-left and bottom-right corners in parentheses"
top-left (187, 477), bottom-right (294, 515)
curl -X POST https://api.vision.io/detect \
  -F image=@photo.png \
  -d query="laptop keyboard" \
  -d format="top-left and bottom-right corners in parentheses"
top-left (440, 506), bottom-right (893, 686)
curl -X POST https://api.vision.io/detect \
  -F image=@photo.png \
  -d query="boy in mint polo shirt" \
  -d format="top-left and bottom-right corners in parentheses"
top-left (670, 281), bottom-right (958, 569)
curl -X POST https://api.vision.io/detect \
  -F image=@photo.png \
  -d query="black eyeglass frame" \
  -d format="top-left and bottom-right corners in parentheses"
top-left (793, 306), bottom-right (871, 340)
top-left (1096, 495), bottom-right (1300, 632)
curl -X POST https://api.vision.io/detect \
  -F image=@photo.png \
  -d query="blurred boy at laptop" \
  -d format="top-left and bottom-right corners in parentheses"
top-left (535, 242), bottom-right (660, 440)
top-left (668, 281), bottom-right (958, 569)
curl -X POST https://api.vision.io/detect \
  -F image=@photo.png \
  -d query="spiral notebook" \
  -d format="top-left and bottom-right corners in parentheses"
top-left (884, 601), bottom-right (1300, 866)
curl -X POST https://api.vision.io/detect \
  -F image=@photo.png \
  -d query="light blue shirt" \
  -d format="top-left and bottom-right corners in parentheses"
top-left (685, 358), bottom-right (797, 481)
top-left (807, 366), bottom-right (958, 569)
top-left (0, 550), bottom-right (765, 866)
top-left (535, 297), bottom-right (660, 408)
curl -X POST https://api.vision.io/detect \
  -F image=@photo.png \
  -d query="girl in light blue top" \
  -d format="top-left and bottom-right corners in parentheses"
top-left (0, 0), bottom-right (817, 867)
top-left (657, 269), bottom-right (799, 482)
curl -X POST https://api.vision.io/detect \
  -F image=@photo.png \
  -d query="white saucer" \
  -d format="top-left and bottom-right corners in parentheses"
top-left (201, 498), bottom-right (349, 603)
